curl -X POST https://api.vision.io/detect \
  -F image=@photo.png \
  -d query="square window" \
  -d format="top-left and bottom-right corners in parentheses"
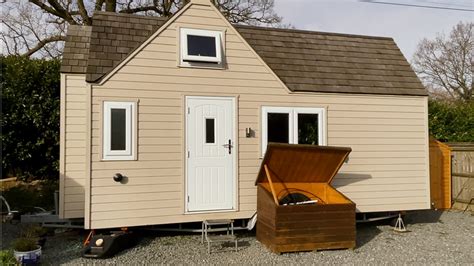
top-left (103, 101), bottom-right (136, 160)
top-left (262, 107), bottom-right (325, 155)
top-left (187, 35), bottom-right (217, 57)
top-left (297, 113), bottom-right (319, 145)
top-left (267, 113), bottom-right (289, 144)
top-left (180, 28), bottom-right (222, 64)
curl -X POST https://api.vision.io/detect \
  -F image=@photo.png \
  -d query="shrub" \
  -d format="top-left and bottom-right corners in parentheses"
top-left (22, 225), bottom-right (48, 238)
top-left (428, 99), bottom-right (474, 142)
top-left (0, 250), bottom-right (17, 265)
top-left (12, 238), bottom-right (38, 252)
top-left (1, 55), bottom-right (61, 180)
top-left (1, 180), bottom-right (58, 212)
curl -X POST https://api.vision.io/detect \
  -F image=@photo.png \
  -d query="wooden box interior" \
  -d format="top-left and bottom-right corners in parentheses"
top-left (259, 182), bottom-right (352, 205)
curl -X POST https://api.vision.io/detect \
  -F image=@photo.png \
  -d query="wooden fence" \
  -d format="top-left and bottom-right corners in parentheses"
top-left (429, 138), bottom-right (451, 209)
top-left (447, 142), bottom-right (474, 211)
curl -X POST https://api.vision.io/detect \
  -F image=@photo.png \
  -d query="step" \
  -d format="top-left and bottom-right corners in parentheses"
top-left (204, 219), bottom-right (233, 226)
top-left (206, 234), bottom-right (237, 243)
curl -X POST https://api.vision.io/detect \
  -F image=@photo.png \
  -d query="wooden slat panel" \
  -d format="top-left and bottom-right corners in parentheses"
top-left (445, 143), bottom-right (472, 210)
top-left (118, 64), bottom-right (274, 81)
top-left (64, 194), bottom-right (84, 203)
top-left (92, 175), bottom-right (181, 186)
top-left (65, 186), bottom-right (84, 195)
top-left (92, 191), bottom-right (181, 204)
top-left (429, 138), bottom-right (452, 209)
top-left (62, 74), bottom-right (87, 219)
top-left (92, 207), bottom-right (182, 220)
top-left (92, 168), bottom-right (181, 178)
top-left (257, 186), bottom-right (355, 252)
top-left (92, 199), bottom-right (181, 212)
top-left (354, 202), bottom-right (428, 212)
top-left (64, 202), bottom-right (84, 211)
top-left (65, 176), bottom-right (85, 186)
top-left (91, 160), bottom-right (182, 170)
top-left (91, 183), bottom-right (181, 195)
top-left (66, 163), bottom-right (86, 171)
top-left (64, 210), bottom-right (84, 218)
top-left (337, 183), bottom-right (427, 192)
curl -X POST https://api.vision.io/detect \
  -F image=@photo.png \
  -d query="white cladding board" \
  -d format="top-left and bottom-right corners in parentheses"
top-left (60, 74), bottom-right (87, 219)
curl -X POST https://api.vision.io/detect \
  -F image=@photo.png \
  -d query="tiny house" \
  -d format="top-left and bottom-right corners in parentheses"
top-left (59, 0), bottom-right (430, 229)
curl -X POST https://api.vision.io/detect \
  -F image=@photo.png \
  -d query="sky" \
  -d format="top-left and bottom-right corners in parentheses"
top-left (274, 0), bottom-right (473, 60)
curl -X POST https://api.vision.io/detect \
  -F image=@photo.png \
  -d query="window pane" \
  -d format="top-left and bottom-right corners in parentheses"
top-left (187, 35), bottom-right (216, 57)
top-left (267, 113), bottom-right (289, 143)
top-left (298, 113), bottom-right (319, 145)
top-left (205, 118), bottom-right (215, 143)
top-left (111, 108), bottom-right (126, 151)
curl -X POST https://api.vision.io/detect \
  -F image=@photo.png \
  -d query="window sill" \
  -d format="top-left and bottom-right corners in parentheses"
top-left (178, 63), bottom-right (225, 70)
top-left (101, 157), bottom-right (137, 162)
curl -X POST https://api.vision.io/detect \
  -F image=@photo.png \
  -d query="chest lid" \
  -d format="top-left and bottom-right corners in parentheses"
top-left (255, 143), bottom-right (351, 184)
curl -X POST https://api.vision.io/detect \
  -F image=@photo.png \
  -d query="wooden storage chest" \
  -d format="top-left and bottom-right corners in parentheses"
top-left (255, 143), bottom-right (356, 253)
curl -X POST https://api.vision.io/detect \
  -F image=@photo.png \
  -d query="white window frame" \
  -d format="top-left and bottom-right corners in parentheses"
top-left (261, 106), bottom-right (326, 156)
top-left (103, 101), bottom-right (136, 161)
top-left (180, 28), bottom-right (222, 64)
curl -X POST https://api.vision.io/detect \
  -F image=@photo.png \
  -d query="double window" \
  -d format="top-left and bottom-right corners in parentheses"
top-left (103, 101), bottom-right (136, 160)
top-left (261, 107), bottom-right (325, 155)
top-left (180, 28), bottom-right (223, 65)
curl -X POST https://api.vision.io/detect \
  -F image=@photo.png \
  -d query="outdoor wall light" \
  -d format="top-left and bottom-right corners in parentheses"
top-left (113, 173), bottom-right (124, 182)
top-left (246, 127), bottom-right (252, 138)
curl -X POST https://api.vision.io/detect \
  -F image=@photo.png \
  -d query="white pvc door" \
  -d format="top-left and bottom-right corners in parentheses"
top-left (186, 97), bottom-right (235, 212)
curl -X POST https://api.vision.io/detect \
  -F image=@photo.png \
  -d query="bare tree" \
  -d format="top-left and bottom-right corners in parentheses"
top-left (1, 1), bottom-right (67, 58)
top-left (1, 0), bottom-right (282, 58)
top-left (412, 22), bottom-right (473, 101)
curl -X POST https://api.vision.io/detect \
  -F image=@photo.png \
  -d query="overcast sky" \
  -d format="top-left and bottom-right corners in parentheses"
top-left (274, 0), bottom-right (473, 60)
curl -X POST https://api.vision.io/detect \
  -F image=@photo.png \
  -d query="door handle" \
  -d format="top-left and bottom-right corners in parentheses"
top-left (222, 139), bottom-right (233, 154)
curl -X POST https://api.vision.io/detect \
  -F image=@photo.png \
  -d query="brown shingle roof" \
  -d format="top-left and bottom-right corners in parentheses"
top-left (61, 12), bottom-right (427, 96)
top-left (85, 12), bottom-right (166, 82)
top-left (234, 25), bottom-right (426, 96)
top-left (60, 25), bottom-right (92, 74)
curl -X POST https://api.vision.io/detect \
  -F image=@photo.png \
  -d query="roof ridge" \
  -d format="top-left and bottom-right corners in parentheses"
top-left (234, 24), bottom-right (393, 41)
top-left (90, 11), bottom-right (392, 40)
top-left (92, 11), bottom-right (167, 21)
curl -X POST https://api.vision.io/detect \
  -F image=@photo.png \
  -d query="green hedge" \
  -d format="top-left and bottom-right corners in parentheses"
top-left (1, 56), bottom-right (60, 180)
top-left (428, 99), bottom-right (474, 142)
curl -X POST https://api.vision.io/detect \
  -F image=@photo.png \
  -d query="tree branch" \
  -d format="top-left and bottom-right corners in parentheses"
top-left (118, 5), bottom-right (162, 14)
top-left (24, 35), bottom-right (66, 57)
top-left (29, 0), bottom-right (77, 25)
top-left (77, 0), bottom-right (92, 25)
top-left (95, 0), bottom-right (105, 11)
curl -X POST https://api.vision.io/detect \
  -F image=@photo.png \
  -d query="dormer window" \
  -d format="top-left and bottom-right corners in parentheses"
top-left (180, 28), bottom-right (222, 65)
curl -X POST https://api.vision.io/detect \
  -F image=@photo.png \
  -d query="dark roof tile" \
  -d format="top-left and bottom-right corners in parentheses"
top-left (80, 12), bottom-right (166, 82)
top-left (61, 12), bottom-right (427, 96)
top-left (60, 25), bottom-right (92, 74)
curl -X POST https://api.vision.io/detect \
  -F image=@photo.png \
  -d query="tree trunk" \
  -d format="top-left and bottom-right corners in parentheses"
top-left (105, 0), bottom-right (117, 12)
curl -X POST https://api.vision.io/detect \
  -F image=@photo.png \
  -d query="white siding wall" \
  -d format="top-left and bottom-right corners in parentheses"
top-left (60, 74), bottom-right (88, 218)
top-left (88, 3), bottom-right (429, 228)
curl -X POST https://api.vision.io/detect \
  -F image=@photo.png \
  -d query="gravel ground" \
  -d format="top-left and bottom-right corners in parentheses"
top-left (2, 210), bottom-right (473, 265)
